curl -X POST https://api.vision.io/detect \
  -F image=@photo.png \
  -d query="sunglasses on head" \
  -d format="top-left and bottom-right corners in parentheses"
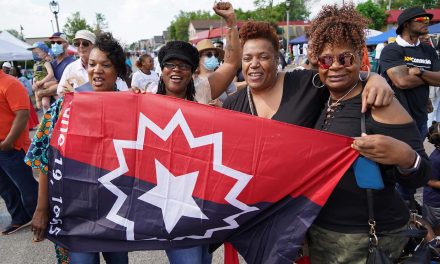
top-left (73, 40), bottom-right (91, 48)
top-left (318, 53), bottom-right (355, 69)
top-left (163, 62), bottom-right (191, 71)
top-left (413, 16), bottom-right (430, 23)
top-left (202, 51), bottom-right (220, 58)
top-left (50, 40), bottom-right (64, 45)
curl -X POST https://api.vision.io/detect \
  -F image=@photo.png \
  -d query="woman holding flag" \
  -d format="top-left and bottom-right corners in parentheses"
top-left (25, 32), bottom-right (129, 264)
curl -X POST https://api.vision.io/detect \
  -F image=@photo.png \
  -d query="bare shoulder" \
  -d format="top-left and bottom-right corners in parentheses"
top-left (371, 98), bottom-right (413, 124)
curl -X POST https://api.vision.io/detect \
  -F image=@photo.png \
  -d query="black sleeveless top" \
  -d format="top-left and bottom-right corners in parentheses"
top-left (313, 93), bottom-right (429, 233)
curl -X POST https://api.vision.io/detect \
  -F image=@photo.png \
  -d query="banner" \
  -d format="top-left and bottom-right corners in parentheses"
top-left (47, 92), bottom-right (358, 263)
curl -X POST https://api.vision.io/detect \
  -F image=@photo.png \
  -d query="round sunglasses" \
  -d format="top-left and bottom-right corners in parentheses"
top-left (73, 40), bottom-right (91, 48)
top-left (318, 53), bottom-right (355, 69)
top-left (202, 51), bottom-right (220, 58)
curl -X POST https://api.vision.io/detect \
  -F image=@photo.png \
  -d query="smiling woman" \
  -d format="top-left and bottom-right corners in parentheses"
top-left (24, 32), bottom-right (130, 264)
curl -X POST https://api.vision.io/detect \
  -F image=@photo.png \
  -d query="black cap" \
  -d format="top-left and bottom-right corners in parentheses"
top-left (396, 7), bottom-right (433, 34)
top-left (158, 41), bottom-right (199, 72)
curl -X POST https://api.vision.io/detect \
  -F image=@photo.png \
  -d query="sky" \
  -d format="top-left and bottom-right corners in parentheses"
top-left (1, 0), bottom-right (361, 44)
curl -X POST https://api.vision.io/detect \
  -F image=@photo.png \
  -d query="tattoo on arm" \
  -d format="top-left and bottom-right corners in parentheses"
top-left (225, 32), bottom-right (233, 59)
top-left (390, 65), bottom-right (409, 78)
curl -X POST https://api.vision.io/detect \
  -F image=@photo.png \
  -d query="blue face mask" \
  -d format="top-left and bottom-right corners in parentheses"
top-left (203, 56), bottom-right (219, 71)
top-left (51, 43), bottom-right (64, 56)
top-left (32, 53), bottom-right (42, 61)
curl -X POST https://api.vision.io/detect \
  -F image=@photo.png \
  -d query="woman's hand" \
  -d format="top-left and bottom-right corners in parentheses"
top-left (352, 133), bottom-right (416, 168)
top-left (213, 2), bottom-right (236, 26)
top-left (361, 73), bottom-right (394, 113)
top-left (32, 207), bottom-right (49, 242)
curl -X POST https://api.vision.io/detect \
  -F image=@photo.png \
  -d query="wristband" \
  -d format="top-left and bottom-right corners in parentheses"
top-left (396, 152), bottom-right (421, 174)
top-left (226, 25), bottom-right (238, 30)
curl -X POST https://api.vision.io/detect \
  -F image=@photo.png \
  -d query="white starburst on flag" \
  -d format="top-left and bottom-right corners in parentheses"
top-left (98, 109), bottom-right (259, 241)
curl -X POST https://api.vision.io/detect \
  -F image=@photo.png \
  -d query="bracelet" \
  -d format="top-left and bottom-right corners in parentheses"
top-left (396, 152), bottom-right (421, 174)
top-left (226, 25), bottom-right (238, 30)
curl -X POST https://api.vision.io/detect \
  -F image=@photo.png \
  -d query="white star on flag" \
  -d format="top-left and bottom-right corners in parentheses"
top-left (138, 159), bottom-right (209, 233)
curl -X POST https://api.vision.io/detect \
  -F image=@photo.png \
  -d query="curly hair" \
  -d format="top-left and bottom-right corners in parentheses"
top-left (239, 21), bottom-right (279, 53)
top-left (428, 121), bottom-right (440, 148)
top-left (309, 4), bottom-right (370, 58)
top-left (94, 32), bottom-right (127, 80)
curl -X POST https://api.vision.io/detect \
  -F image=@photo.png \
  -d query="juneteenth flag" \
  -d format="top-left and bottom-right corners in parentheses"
top-left (47, 92), bottom-right (358, 263)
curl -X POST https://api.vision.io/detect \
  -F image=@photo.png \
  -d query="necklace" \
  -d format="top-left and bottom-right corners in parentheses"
top-left (326, 81), bottom-right (359, 113)
top-left (247, 86), bottom-right (257, 116)
top-left (246, 72), bottom-right (279, 116)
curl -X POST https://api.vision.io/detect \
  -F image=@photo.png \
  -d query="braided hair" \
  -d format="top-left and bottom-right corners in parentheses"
top-left (428, 121), bottom-right (440, 149)
top-left (156, 76), bottom-right (196, 102)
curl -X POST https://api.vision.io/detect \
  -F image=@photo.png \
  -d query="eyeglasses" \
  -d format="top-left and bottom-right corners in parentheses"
top-left (73, 41), bottom-right (91, 48)
top-left (163, 62), bottom-right (191, 71)
top-left (413, 16), bottom-right (430, 23)
top-left (318, 53), bottom-right (355, 69)
top-left (50, 41), bottom-right (64, 45)
top-left (202, 51), bottom-right (220, 58)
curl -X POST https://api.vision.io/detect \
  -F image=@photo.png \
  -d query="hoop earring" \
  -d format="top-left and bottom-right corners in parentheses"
top-left (359, 65), bottom-right (370, 82)
top-left (312, 73), bottom-right (325, 88)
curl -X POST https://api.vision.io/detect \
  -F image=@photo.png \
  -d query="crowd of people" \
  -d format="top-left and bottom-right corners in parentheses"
top-left (1, 2), bottom-right (440, 264)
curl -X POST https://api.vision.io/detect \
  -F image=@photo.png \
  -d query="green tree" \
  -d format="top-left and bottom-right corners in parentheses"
top-left (250, 0), bottom-right (310, 23)
top-left (167, 10), bottom-right (216, 41)
top-left (356, 0), bottom-right (387, 30)
top-left (94, 13), bottom-right (108, 35)
top-left (377, 0), bottom-right (439, 9)
top-left (62, 12), bottom-right (93, 41)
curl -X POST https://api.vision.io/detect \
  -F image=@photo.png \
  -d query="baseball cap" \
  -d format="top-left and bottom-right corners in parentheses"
top-left (27, 42), bottom-right (50, 53)
top-left (49, 32), bottom-right (68, 42)
top-left (73, 30), bottom-right (96, 44)
top-left (2, 62), bottom-right (12, 68)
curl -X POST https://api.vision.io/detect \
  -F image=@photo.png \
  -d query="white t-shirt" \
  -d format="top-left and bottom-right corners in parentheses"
top-left (57, 58), bottom-right (128, 95)
top-left (131, 70), bottom-right (160, 93)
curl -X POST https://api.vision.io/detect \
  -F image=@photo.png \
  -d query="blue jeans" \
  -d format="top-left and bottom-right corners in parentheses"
top-left (69, 252), bottom-right (129, 264)
top-left (0, 149), bottom-right (38, 225)
top-left (166, 245), bottom-right (212, 264)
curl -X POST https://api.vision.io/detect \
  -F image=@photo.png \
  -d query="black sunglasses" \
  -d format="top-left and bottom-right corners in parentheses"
top-left (73, 41), bottom-right (91, 48)
top-left (50, 41), bottom-right (64, 45)
top-left (163, 62), bottom-right (191, 71)
top-left (202, 51), bottom-right (220, 58)
top-left (318, 53), bottom-right (355, 69)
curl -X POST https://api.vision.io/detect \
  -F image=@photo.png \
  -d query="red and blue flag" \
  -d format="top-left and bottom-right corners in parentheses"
top-left (47, 92), bottom-right (358, 263)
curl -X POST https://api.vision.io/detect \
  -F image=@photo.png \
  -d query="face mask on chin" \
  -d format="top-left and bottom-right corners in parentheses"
top-left (51, 43), bottom-right (64, 56)
top-left (203, 56), bottom-right (220, 71)
top-left (32, 53), bottom-right (42, 61)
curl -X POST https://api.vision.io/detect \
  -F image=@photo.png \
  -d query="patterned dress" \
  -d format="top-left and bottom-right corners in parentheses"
top-left (24, 97), bottom-right (70, 264)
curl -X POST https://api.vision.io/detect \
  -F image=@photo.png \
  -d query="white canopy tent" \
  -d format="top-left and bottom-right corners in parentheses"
top-left (0, 31), bottom-right (33, 61)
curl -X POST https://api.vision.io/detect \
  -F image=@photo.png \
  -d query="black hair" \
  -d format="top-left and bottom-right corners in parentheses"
top-left (428, 121), bottom-right (440, 148)
top-left (12, 65), bottom-right (22, 78)
top-left (156, 76), bottom-right (196, 101)
top-left (94, 32), bottom-right (127, 80)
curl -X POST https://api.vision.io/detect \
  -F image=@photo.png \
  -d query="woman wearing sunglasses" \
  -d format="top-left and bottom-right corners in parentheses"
top-left (57, 30), bottom-right (128, 95)
top-left (305, 5), bottom-right (430, 263)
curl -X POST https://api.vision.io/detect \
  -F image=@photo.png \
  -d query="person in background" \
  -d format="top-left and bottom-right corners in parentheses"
top-left (27, 42), bottom-right (56, 111)
top-left (26, 32), bottom-right (129, 264)
top-left (0, 67), bottom-right (38, 235)
top-left (10, 65), bottom-right (39, 130)
top-left (2, 61), bottom-right (12, 74)
top-left (125, 52), bottom-right (133, 88)
top-left (380, 7), bottom-right (440, 140)
top-left (423, 122), bottom-right (440, 236)
top-left (35, 32), bottom-right (75, 100)
top-left (213, 40), bottom-right (224, 50)
top-left (374, 41), bottom-right (387, 72)
top-left (194, 39), bottom-right (237, 106)
top-left (131, 54), bottom-right (159, 93)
